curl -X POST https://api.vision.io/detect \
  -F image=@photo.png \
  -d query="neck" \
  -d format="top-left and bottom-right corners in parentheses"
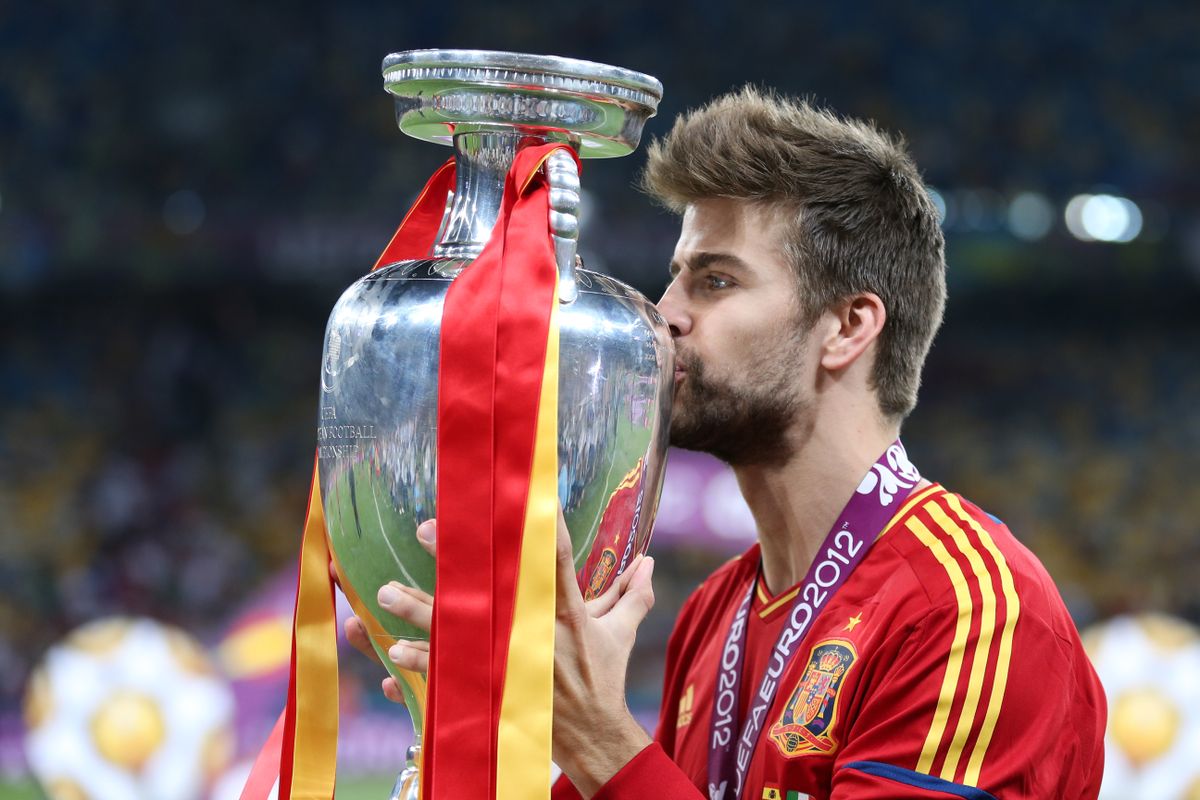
top-left (734, 408), bottom-right (907, 595)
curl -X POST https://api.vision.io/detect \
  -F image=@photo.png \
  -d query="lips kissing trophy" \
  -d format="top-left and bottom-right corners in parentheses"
top-left (239, 50), bottom-right (672, 800)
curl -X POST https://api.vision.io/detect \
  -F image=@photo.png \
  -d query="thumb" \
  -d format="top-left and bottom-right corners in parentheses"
top-left (608, 556), bottom-right (655, 635)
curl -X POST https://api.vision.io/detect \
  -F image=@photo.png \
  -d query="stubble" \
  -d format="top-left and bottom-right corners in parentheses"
top-left (668, 333), bottom-right (810, 467)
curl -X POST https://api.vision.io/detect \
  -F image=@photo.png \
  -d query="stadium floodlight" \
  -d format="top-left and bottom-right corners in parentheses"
top-left (1007, 191), bottom-right (1054, 241)
top-left (1065, 193), bottom-right (1142, 243)
top-left (927, 187), bottom-right (948, 226)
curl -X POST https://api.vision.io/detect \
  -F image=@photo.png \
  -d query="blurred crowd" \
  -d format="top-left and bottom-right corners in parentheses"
top-left (0, 287), bottom-right (321, 707)
top-left (1, 283), bottom-right (1197, 716)
top-left (1, 0), bottom-right (1198, 731)
top-left (907, 294), bottom-right (1200, 626)
top-left (2, 2), bottom-right (1198, 292)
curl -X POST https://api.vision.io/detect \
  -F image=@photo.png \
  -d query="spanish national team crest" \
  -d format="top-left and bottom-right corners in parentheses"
top-left (584, 548), bottom-right (618, 600)
top-left (768, 640), bottom-right (858, 757)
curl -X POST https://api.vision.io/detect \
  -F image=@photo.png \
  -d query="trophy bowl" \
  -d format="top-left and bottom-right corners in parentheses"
top-left (316, 50), bottom-right (670, 799)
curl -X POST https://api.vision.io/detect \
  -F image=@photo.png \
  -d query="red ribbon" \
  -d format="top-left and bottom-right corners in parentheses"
top-left (239, 159), bottom-right (459, 800)
top-left (425, 143), bottom-right (576, 799)
top-left (373, 158), bottom-right (457, 269)
top-left (239, 144), bottom-right (572, 800)
top-left (239, 712), bottom-right (285, 800)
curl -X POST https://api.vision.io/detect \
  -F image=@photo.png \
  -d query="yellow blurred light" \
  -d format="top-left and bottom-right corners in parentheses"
top-left (201, 727), bottom-right (236, 780)
top-left (1138, 614), bottom-right (1200, 652)
top-left (90, 690), bottom-right (166, 770)
top-left (217, 617), bottom-right (292, 679)
top-left (1111, 686), bottom-right (1180, 766)
top-left (68, 618), bottom-right (130, 657)
top-left (166, 628), bottom-right (218, 677)
top-left (23, 668), bottom-right (53, 730)
top-left (46, 777), bottom-right (91, 800)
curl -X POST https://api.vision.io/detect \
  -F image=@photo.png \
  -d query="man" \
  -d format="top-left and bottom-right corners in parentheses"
top-left (364, 87), bottom-right (1107, 799)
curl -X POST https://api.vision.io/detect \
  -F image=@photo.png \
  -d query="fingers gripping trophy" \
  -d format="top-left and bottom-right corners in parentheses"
top-left (316, 51), bottom-right (672, 800)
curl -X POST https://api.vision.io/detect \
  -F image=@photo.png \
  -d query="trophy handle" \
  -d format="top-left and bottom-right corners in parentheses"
top-left (546, 150), bottom-right (581, 304)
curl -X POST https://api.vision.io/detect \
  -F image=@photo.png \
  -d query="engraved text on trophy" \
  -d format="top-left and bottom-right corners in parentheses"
top-left (317, 423), bottom-right (377, 460)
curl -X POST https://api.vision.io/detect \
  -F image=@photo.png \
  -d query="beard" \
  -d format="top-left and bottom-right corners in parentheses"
top-left (669, 339), bottom-right (811, 467)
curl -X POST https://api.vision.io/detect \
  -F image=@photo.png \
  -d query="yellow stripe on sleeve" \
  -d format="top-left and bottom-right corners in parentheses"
top-left (907, 514), bottom-right (975, 775)
top-left (943, 494), bottom-right (1021, 787)
top-left (879, 484), bottom-right (942, 539)
top-left (925, 501), bottom-right (999, 783)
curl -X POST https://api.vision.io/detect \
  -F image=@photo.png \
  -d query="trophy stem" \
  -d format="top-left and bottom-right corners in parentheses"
top-left (385, 666), bottom-right (425, 800)
top-left (389, 741), bottom-right (421, 800)
top-left (434, 129), bottom-right (555, 260)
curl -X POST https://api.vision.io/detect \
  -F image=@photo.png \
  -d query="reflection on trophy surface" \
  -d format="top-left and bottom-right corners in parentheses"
top-left (315, 50), bottom-right (670, 798)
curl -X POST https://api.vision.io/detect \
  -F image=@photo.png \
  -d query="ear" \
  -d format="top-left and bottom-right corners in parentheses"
top-left (819, 293), bottom-right (887, 372)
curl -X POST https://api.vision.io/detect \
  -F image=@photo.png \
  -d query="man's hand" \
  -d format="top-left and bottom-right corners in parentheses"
top-left (551, 506), bottom-right (656, 797)
top-left (333, 519), bottom-right (436, 704)
top-left (344, 514), bottom-right (657, 797)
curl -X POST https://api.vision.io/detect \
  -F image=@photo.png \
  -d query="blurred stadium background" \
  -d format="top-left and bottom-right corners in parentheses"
top-left (2, 1), bottom-right (1199, 797)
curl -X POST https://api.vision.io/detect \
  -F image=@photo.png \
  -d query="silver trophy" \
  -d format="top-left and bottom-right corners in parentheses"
top-left (316, 50), bottom-right (671, 799)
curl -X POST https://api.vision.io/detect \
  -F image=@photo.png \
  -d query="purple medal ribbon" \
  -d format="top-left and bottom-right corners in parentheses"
top-left (706, 441), bottom-right (921, 800)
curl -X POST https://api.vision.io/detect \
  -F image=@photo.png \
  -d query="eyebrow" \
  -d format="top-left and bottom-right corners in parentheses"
top-left (668, 251), bottom-right (751, 278)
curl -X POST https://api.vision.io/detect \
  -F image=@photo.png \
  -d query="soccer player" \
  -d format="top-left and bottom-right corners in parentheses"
top-left (363, 88), bottom-right (1106, 799)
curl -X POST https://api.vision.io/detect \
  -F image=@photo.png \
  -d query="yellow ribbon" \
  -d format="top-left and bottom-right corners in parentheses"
top-left (494, 275), bottom-right (561, 799)
top-left (286, 464), bottom-right (340, 799)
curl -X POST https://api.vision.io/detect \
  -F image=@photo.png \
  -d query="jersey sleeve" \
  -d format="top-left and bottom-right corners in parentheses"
top-left (588, 743), bottom-right (705, 800)
top-left (550, 744), bottom-right (706, 799)
top-left (829, 601), bottom-right (1105, 799)
top-left (551, 772), bottom-right (582, 799)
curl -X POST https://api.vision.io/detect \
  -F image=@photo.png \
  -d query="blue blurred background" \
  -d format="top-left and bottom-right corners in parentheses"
top-left (2, 1), bottom-right (1199, 796)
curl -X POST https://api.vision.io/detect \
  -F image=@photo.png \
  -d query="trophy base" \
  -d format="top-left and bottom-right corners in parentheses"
top-left (389, 744), bottom-right (420, 800)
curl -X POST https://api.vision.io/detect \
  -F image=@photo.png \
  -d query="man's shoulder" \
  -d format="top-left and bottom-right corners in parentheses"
top-left (873, 484), bottom-right (1079, 640)
top-left (846, 486), bottom-right (1105, 772)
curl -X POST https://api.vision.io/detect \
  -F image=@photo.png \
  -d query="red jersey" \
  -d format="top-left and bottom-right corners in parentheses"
top-left (554, 484), bottom-right (1106, 799)
top-left (579, 458), bottom-right (647, 600)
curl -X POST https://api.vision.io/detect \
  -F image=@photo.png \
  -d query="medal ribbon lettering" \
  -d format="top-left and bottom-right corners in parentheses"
top-left (706, 441), bottom-right (920, 800)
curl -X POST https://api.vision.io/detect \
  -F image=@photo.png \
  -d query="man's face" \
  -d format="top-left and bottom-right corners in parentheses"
top-left (657, 198), bottom-right (818, 467)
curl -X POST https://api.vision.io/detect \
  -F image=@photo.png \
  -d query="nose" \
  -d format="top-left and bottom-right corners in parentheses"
top-left (656, 278), bottom-right (691, 339)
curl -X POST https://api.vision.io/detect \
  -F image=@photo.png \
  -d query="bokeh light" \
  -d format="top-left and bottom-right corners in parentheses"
top-left (1007, 191), bottom-right (1054, 241)
top-left (1065, 193), bottom-right (1143, 243)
